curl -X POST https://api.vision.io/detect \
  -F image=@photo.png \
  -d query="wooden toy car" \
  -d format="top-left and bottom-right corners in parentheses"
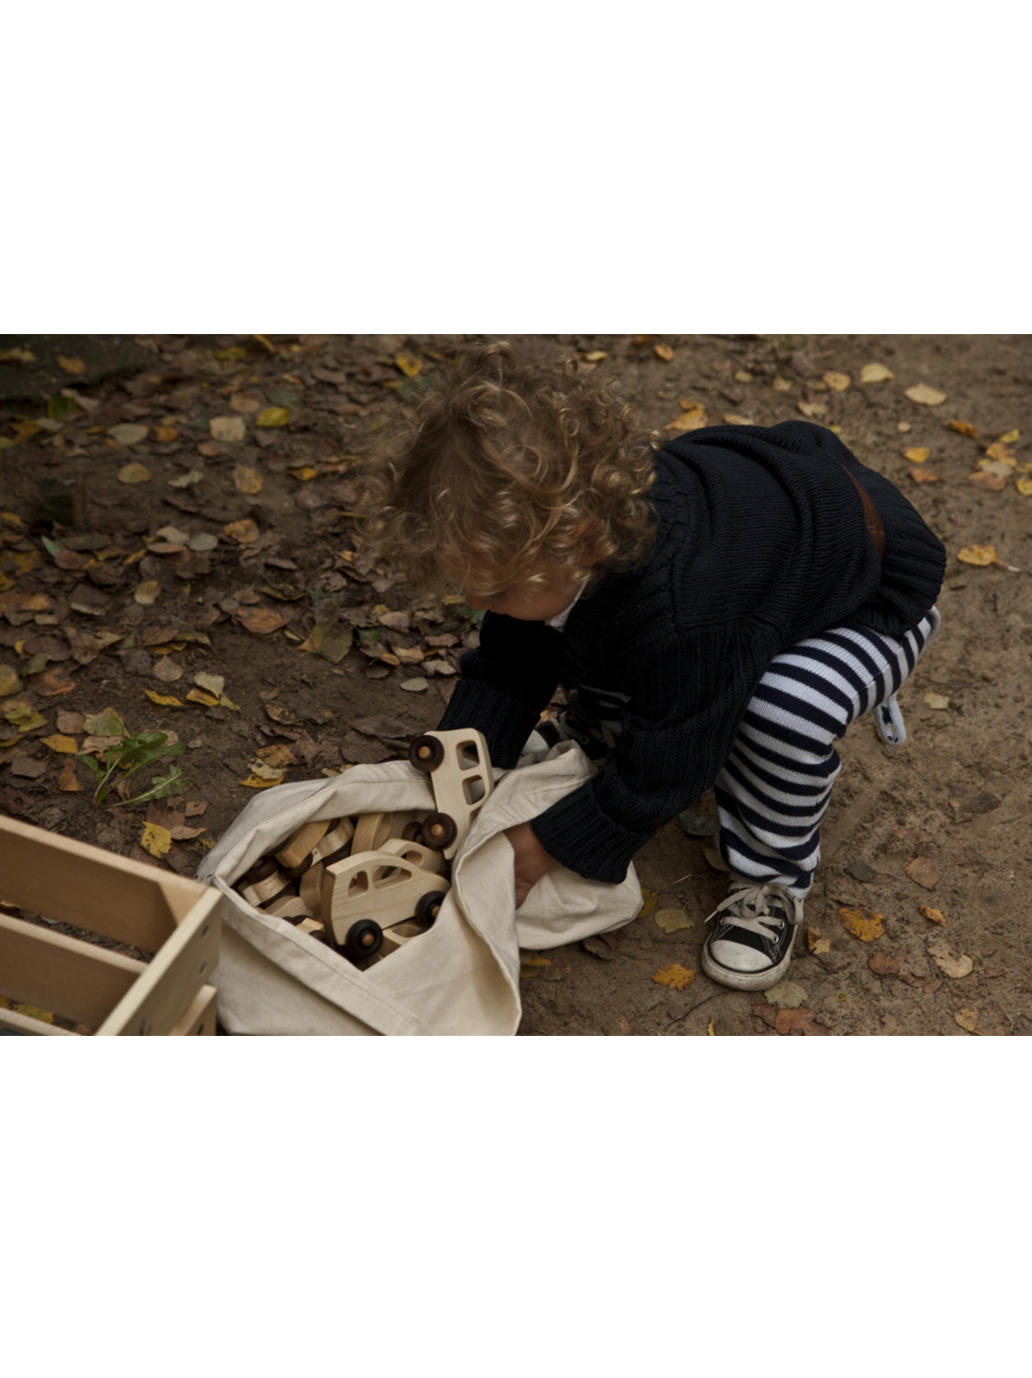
top-left (407, 730), bottom-right (493, 860)
top-left (238, 856), bottom-right (293, 908)
top-left (321, 849), bottom-right (450, 963)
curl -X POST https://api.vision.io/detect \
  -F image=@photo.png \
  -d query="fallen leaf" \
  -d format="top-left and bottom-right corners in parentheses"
top-left (169, 824), bottom-right (206, 841)
top-left (118, 462), bottom-right (153, 485)
top-left (654, 344), bottom-right (674, 362)
top-left (395, 353), bottom-right (422, 377)
top-left (0, 665), bottom-right (22, 697)
top-left (10, 755), bottom-right (47, 778)
top-left (838, 906), bottom-right (885, 942)
top-left (255, 743), bottom-right (296, 769)
top-left (968, 470), bottom-right (1006, 491)
top-left (352, 714), bottom-right (414, 739)
top-left (954, 1007), bottom-right (1007, 1036)
top-left (903, 447), bottom-right (930, 463)
top-left (144, 690), bottom-right (183, 707)
top-left (240, 772), bottom-right (283, 789)
top-left (57, 355), bottom-right (86, 375)
top-left (957, 544), bottom-right (1001, 566)
top-left (997, 428), bottom-right (1020, 444)
top-left (400, 677), bottom-right (428, 692)
top-left (236, 606), bottom-right (287, 636)
top-left (583, 350), bottom-right (608, 362)
top-left (734, 370), bottom-right (752, 383)
top-left (823, 371), bottom-right (851, 391)
top-left (56, 710), bottom-right (84, 734)
top-left (152, 657), bottom-right (183, 682)
top-left (927, 936), bottom-right (972, 979)
top-left (210, 416), bottom-right (247, 443)
top-left (40, 733), bottom-right (78, 754)
top-left (140, 822), bottom-right (172, 858)
top-left (868, 951), bottom-right (901, 976)
top-left (152, 425), bottom-right (178, 443)
top-left (703, 844), bottom-right (730, 873)
top-left (653, 963), bottom-right (695, 991)
top-left (186, 689), bottom-right (219, 707)
top-left (664, 407), bottom-right (708, 431)
top-left (923, 692), bottom-right (950, 709)
top-left (257, 407), bottom-right (291, 427)
top-left (246, 757), bottom-right (287, 780)
top-left (224, 519), bottom-right (260, 545)
top-left (637, 888), bottom-right (659, 919)
top-left (764, 980), bottom-right (807, 1008)
top-left (909, 469), bottom-right (940, 483)
top-left (904, 856), bottom-right (941, 889)
top-left (947, 420), bottom-right (978, 438)
top-left (1016, 476), bottom-right (1032, 496)
top-left (860, 363), bottom-right (893, 383)
top-left (58, 758), bottom-right (82, 791)
top-left (233, 464), bottom-right (263, 494)
top-left (919, 904), bottom-right (947, 926)
top-left (797, 399), bottom-right (827, 418)
top-left (289, 466), bottom-right (319, 482)
top-left (298, 622), bottom-right (352, 661)
top-left (84, 708), bottom-right (125, 737)
top-left (188, 532), bottom-right (218, 551)
top-left (774, 1008), bottom-right (828, 1035)
top-left (706, 1018), bottom-right (716, 1035)
top-left (134, 580), bottom-right (162, 605)
top-left (806, 929), bottom-right (831, 955)
top-left (13, 1002), bottom-right (54, 1024)
top-left (108, 423), bottom-right (149, 446)
top-left (654, 906), bottom-right (692, 933)
top-left (905, 383), bottom-right (947, 406)
top-left (193, 672), bottom-right (225, 697)
top-left (169, 469), bottom-right (205, 489)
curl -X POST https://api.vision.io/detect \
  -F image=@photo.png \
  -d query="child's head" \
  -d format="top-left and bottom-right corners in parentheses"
top-left (366, 342), bottom-right (658, 611)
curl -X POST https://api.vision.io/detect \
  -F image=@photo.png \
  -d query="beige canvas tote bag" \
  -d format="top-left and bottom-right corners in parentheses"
top-left (198, 741), bottom-right (642, 1035)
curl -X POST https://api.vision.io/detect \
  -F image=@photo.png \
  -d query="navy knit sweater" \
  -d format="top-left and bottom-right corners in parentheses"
top-left (437, 421), bottom-right (946, 884)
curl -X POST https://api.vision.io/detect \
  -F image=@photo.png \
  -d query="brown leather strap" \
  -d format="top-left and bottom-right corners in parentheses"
top-left (844, 468), bottom-right (885, 564)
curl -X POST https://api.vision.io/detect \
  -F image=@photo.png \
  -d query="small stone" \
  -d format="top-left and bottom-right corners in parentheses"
top-left (846, 860), bottom-right (877, 883)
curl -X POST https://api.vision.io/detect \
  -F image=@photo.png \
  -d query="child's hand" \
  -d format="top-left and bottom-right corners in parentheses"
top-left (503, 821), bottom-right (558, 909)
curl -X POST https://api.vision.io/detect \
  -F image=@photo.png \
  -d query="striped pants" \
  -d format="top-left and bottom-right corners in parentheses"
top-left (715, 609), bottom-right (941, 897)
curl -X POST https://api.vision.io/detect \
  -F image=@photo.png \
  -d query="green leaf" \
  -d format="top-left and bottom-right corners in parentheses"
top-left (40, 535), bottom-right (60, 559)
top-left (47, 394), bottom-right (78, 422)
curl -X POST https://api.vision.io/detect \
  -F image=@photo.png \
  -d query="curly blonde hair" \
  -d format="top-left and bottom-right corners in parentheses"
top-left (363, 342), bottom-right (658, 597)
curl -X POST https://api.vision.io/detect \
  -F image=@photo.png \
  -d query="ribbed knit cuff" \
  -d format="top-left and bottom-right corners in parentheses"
top-left (531, 777), bottom-right (653, 885)
top-left (436, 678), bottom-right (540, 770)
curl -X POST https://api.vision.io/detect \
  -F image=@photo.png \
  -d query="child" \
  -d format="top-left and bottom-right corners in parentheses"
top-left (367, 343), bottom-right (946, 991)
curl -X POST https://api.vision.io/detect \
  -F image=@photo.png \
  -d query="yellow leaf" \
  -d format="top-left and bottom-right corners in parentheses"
top-left (654, 344), bottom-right (675, 362)
top-left (664, 407), bottom-right (708, 431)
top-left (395, 353), bottom-right (423, 378)
top-left (823, 371), bottom-right (851, 391)
top-left (909, 468), bottom-right (940, 483)
top-left (653, 963), bottom-right (696, 991)
top-left (224, 519), bottom-right (260, 544)
top-left (707, 1018), bottom-right (716, 1035)
top-left (14, 1002), bottom-right (54, 1024)
top-left (903, 447), bottom-right (930, 463)
top-left (905, 383), bottom-right (946, 406)
top-left (997, 429), bottom-right (1019, 444)
top-left (144, 690), bottom-right (183, 706)
top-left (583, 350), bottom-right (608, 362)
top-left (56, 355), bottom-right (86, 375)
top-left (982, 443), bottom-right (1017, 465)
top-left (838, 906), bottom-right (885, 942)
top-left (240, 772), bottom-right (283, 789)
top-left (0, 665), bottom-right (22, 697)
top-left (637, 888), bottom-right (659, 919)
top-left (520, 953), bottom-right (551, 967)
top-left (289, 466), bottom-right (319, 482)
top-left (968, 470), bottom-right (1006, 491)
top-left (233, 464), bottom-right (263, 494)
top-left (40, 733), bottom-right (79, 754)
top-left (153, 425), bottom-right (178, 443)
top-left (1017, 476), bottom-right (1032, 496)
top-left (947, 419), bottom-right (978, 438)
top-left (140, 822), bottom-right (172, 858)
top-left (118, 462), bottom-right (153, 485)
top-left (806, 928), bottom-right (831, 955)
top-left (654, 907), bottom-right (692, 933)
top-left (257, 406), bottom-right (291, 428)
top-left (797, 400), bottom-right (826, 419)
top-left (860, 362), bottom-right (893, 383)
top-left (920, 904), bottom-right (947, 926)
top-left (957, 544), bottom-right (1001, 566)
top-left (186, 689), bottom-right (219, 707)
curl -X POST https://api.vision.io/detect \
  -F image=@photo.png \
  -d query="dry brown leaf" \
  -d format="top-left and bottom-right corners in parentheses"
top-left (860, 363), bottom-right (893, 383)
top-left (919, 904), bottom-right (947, 926)
top-left (797, 399), bottom-right (827, 418)
top-left (774, 1008), bottom-right (828, 1035)
top-left (968, 471), bottom-right (1006, 492)
top-left (823, 371), bottom-right (851, 391)
top-left (927, 936), bottom-right (972, 979)
top-left (210, 416), bottom-right (247, 442)
top-left (923, 692), bottom-right (950, 709)
top-left (152, 425), bottom-right (178, 443)
top-left (653, 963), bottom-right (695, 991)
top-left (904, 855), bottom-right (942, 889)
top-left (233, 464), bottom-right (263, 495)
top-left (118, 462), bottom-right (153, 485)
top-left (57, 355), bottom-right (86, 374)
top-left (806, 927), bottom-right (830, 955)
top-left (868, 951), bottom-right (901, 976)
top-left (58, 757), bottom-right (83, 792)
top-left (664, 407), bottom-right (708, 432)
top-left (224, 519), bottom-right (259, 545)
top-left (947, 420), bottom-right (978, 438)
top-left (33, 665), bottom-right (76, 696)
top-left (907, 467), bottom-right (939, 483)
top-left (838, 906), bottom-right (885, 942)
top-left (236, 606), bottom-right (287, 636)
top-left (905, 383), bottom-right (946, 406)
top-left (134, 580), bottom-right (162, 606)
top-left (954, 1007), bottom-right (1007, 1036)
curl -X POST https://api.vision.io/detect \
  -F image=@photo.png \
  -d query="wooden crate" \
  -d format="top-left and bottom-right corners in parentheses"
top-left (0, 816), bottom-right (222, 1036)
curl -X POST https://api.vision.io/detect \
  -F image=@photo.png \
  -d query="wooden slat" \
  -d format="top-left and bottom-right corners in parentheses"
top-left (0, 1005), bottom-right (76, 1035)
top-left (168, 984), bottom-right (218, 1036)
top-left (97, 889), bottom-right (223, 1036)
top-left (0, 815), bottom-right (210, 952)
top-left (0, 911), bottom-right (144, 1027)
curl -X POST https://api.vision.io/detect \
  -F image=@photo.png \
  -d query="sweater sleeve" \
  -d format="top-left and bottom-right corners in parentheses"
top-left (435, 611), bottom-right (563, 768)
top-left (531, 619), bottom-right (773, 883)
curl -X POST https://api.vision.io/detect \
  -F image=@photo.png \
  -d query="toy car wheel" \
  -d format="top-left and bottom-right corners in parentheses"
top-left (344, 918), bottom-right (383, 961)
top-left (414, 891), bottom-right (444, 927)
top-left (420, 811), bottom-right (457, 851)
top-left (241, 855), bottom-right (279, 884)
top-left (401, 820), bottom-right (424, 841)
top-left (409, 734), bottom-right (445, 772)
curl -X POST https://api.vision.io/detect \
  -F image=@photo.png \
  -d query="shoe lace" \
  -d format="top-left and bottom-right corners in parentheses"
top-left (705, 883), bottom-right (793, 938)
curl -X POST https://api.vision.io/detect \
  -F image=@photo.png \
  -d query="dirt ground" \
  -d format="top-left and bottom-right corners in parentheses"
top-left (1, 332), bottom-right (1029, 1036)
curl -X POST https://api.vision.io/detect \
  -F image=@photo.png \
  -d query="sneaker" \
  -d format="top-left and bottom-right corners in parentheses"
top-left (701, 880), bottom-right (804, 991)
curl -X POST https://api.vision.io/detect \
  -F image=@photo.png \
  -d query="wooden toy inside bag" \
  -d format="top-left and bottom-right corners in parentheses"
top-left (233, 730), bottom-right (492, 966)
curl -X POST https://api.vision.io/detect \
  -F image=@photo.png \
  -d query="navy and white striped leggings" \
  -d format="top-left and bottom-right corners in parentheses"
top-left (714, 609), bottom-right (941, 896)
